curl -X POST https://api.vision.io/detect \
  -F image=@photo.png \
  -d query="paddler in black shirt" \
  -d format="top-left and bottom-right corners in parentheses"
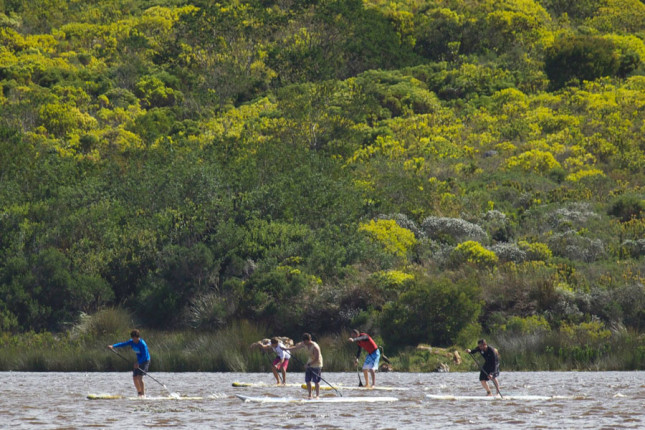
top-left (466, 339), bottom-right (500, 396)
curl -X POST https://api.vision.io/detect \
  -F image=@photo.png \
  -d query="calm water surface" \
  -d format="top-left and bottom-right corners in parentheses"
top-left (1, 371), bottom-right (643, 429)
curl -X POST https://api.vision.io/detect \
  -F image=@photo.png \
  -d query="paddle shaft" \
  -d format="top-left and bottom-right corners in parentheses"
top-left (109, 347), bottom-right (172, 395)
top-left (357, 365), bottom-right (364, 387)
top-left (291, 354), bottom-right (343, 397)
top-left (468, 351), bottom-right (503, 398)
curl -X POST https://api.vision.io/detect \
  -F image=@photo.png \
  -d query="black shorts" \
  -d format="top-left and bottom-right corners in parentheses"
top-left (305, 367), bottom-right (322, 383)
top-left (133, 361), bottom-right (149, 377)
top-left (479, 368), bottom-right (499, 381)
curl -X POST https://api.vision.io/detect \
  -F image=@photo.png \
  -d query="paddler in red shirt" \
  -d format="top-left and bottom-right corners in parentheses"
top-left (348, 329), bottom-right (381, 388)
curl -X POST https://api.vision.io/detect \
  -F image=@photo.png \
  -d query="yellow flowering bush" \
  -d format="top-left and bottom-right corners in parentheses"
top-left (452, 241), bottom-right (499, 267)
top-left (505, 149), bottom-right (561, 173)
top-left (518, 241), bottom-right (553, 261)
top-left (359, 219), bottom-right (417, 258)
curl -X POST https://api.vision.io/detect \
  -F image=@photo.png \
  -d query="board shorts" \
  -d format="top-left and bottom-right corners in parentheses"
top-left (133, 361), bottom-right (149, 377)
top-left (273, 357), bottom-right (290, 370)
top-left (362, 349), bottom-right (381, 370)
top-left (305, 367), bottom-right (322, 383)
top-left (479, 366), bottom-right (499, 381)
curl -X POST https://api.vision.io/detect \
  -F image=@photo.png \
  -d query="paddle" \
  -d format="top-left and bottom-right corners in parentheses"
top-left (379, 346), bottom-right (391, 364)
top-left (356, 365), bottom-right (364, 387)
top-left (467, 352), bottom-right (503, 399)
top-left (291, 354), bottom-right (343, 397)
top-left (109, 347), bottom-right (177, 397)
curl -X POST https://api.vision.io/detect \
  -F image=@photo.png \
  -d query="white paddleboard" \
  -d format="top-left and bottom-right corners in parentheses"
top-left (303, 384), bottom-right (408, 391)
top-left (426, 394), bottom-right (555, 401)
top-left (87, 393), bottom-right (203, 400)
top-left (232, 381), bottom-right (302, 388)
top-left (232, 381), bottom-right (406, 391)
top-left (236, 394), bottom-right (398, 403)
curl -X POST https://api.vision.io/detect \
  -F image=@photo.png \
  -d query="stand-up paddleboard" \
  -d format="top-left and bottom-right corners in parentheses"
top-left (426, 394), bottom-right (555, 401)
top-left (87, 394), bottom-right (124, 400)
top-left (87, 393), bottom-right (203, 400)
top-left (301, 384), bottom-right (408, 391)
top-left (236, 394), bottom-right (398, 403)
top-left (232, 381), bottom-right (302, 388)
top-left (231, 382), bottom-right (406, 391)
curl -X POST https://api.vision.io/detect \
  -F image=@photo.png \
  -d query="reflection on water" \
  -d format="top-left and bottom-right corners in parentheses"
top-left (0, 371), bottom-right (643, 429)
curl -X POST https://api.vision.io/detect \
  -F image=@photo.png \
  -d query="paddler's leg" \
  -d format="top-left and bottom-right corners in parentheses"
top-left (363, 369), bottom-right (370, 388)
top-left (133, 364), bottom-right (145, 396)
top-left (271, 365), bottom-right (281, 384)
top-left (313, 368), bottom-right (321, 398)
top-left (134, 375), bottom-right (145, 396)
top-left (368, 368), bottom-right (376, 388)
top-left (480, 380), bottom-right (492, 396)
top-left (305, 367), bottom-right (313, 398)
top-left (279, 359), bottom-right (289, 385)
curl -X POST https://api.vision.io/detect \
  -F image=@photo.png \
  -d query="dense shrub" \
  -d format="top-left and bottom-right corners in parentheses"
top-left (548, 203), bottom-right (600, 231)
top-left (621, 239), bottom-right (645, 258)
top-left (379, 276), bottom-right (482, 349)
top-left (608, 194), bottom-right (645, 222)
top-left (480, 209), bottom-right (513, 242)
top-left (421, 216), bottom-right (488, 244)
top-left (377, 213), bottom-right (425, 239)
top-left (492, 314), bottom-right (551, 335)
top-left (547, 230), bottom-right (606, 262)
top-left (545, 35), bottom-right (620, 90)
top-left (136, 243), bottom-right (218, 327)
top-left (518, 240), bottom-right (553, 261)
top-left (451, 241), bottom-right (499, 268)
top-left (359, 219), bottom-right (417, 258)
top-left (490, 242), bottom-right (527, 263)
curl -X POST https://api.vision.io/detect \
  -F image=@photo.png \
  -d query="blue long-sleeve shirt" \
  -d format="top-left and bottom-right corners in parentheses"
top-left (113, 338), bottom-right (150, 364)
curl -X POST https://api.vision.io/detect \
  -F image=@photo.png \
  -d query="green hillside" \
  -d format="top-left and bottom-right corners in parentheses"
top-left (0, 0), bottom-right (644, 369)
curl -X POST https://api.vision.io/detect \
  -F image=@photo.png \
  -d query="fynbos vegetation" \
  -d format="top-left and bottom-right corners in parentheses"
top-left (1, 0), bottom-right (644, 370)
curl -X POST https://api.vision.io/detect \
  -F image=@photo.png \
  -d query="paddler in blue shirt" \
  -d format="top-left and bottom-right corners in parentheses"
top-left (108, 329), bottom-right (151, 397)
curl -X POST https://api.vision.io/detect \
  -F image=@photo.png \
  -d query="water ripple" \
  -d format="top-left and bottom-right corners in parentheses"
top-left (0, 371), bottom-right (644, 429)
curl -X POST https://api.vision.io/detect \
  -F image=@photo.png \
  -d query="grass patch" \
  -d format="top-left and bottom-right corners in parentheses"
top-left (0, 310), bottom-right (643, 372)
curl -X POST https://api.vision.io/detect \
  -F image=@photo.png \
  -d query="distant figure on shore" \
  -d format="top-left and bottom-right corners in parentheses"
top-left (466, 339), bottom-right (500, 396)
top-left (286, 333), bottom-right (323, 399)
top-left (108, 329), bottom-right (150, 397)
top-left (348, 329), bottom-right (381, 388)
top-left (251, 337), bottom-right (292, 385)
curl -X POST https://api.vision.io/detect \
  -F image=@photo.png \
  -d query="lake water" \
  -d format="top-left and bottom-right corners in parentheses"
top-left (1, 371), bottom-right (643, 429)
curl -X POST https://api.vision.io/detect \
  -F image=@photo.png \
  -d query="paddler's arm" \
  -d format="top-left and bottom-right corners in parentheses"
top-left (348, 335), bottom-right (367, 361)
top-left (284, 342), bottom-right (304, 351)
top-left (250, 342), bottom-right (272, 351)
top-left (109, 340), bottom-right (132, 349)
